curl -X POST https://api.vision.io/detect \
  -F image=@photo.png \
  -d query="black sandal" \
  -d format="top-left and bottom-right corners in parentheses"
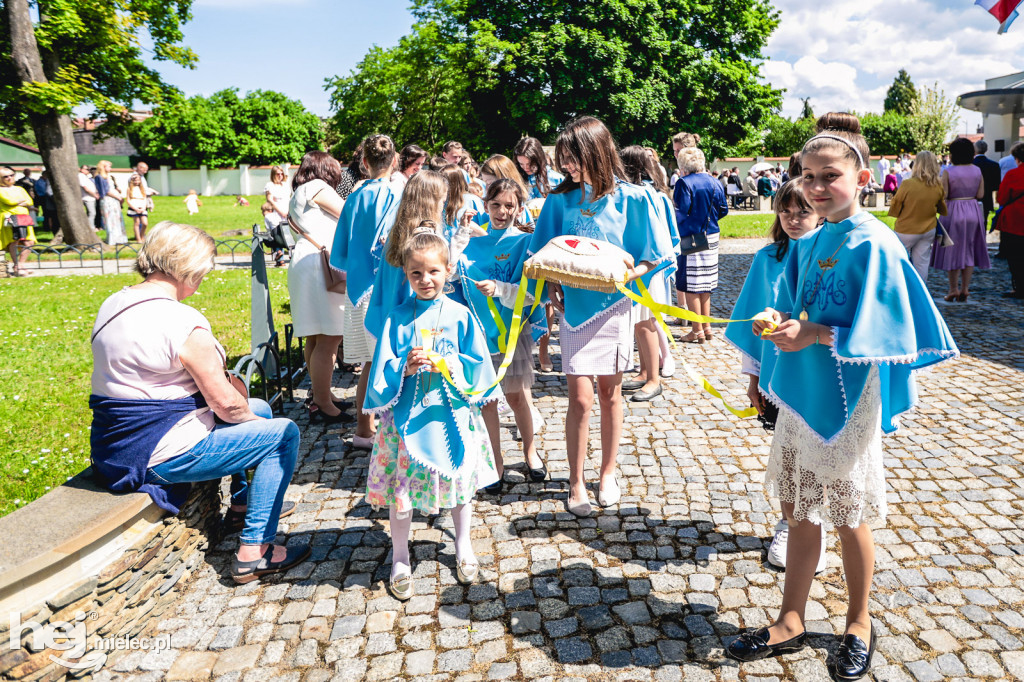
top-left (231, 544), bottom-right (311, 584)
top-left (225, 500), bottom-right (296, 532)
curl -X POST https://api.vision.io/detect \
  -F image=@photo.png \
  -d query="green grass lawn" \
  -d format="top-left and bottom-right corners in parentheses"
top-left (31, 195), bottom-right (267, 250)
top-left (0, 267), bottom-right (291, 517)
top-left (719, 210), bottom-right (895, 239)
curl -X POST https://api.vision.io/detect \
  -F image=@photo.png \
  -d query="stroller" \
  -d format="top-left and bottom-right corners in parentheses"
top-left (253, 217), bottom-right (295, 267)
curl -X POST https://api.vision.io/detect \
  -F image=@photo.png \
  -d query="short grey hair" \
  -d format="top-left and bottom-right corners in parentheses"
top-left (135, 221), bottom-right (216, 287)
top-left (975, 140), bottom-right (988, 154)
top-left (676, 147), bottom-right (706, 175)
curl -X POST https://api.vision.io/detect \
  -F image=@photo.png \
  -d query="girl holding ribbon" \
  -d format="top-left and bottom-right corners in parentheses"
top-left (528, 116), bottom-right (676, 516)
top-left (727, 113), bottom-right (958, 681)
top-left (364, 226), bottom-right (500, 601)
top-left (456, 178), bottom-right (549, 492)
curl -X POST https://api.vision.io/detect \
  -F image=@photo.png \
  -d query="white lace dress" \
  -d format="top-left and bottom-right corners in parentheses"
top-left (766, 366), bottom-right (885, 529)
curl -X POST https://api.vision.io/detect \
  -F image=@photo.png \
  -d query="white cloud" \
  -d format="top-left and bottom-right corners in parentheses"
top-left (762, 0), bottom-right (1024, 129)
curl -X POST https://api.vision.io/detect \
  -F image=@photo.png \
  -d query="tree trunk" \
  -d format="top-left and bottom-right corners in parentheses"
top-left (6, 0), bottom-right (97, 246)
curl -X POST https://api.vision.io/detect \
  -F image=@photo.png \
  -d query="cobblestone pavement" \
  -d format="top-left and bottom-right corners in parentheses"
top-left (103, 242), bottom-right (1023, 682)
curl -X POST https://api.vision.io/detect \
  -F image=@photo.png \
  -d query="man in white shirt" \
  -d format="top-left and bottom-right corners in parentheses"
top-left (877, 155), bottom-right (890, 184)
top-left (79, 165), bottom-right (99, 230)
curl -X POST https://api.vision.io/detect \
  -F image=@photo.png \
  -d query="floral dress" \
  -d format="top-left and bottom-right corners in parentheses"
top-left (366, 410), bottom-right (496, 518)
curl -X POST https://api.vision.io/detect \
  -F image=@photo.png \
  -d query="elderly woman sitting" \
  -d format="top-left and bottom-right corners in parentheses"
top-left (89, 221), bottom-right (307, 583)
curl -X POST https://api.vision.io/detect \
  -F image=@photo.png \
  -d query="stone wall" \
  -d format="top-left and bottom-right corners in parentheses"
top-left (0, 480), bottom-right (222, 681)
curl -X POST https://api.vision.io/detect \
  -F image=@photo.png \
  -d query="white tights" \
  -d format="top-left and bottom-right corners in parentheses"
top-left (389, 502), bottom-right (475, 579)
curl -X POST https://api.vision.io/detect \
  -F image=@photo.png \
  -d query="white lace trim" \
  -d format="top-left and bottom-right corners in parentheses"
top-left (766, 367), bottom-right (886, 529)
top-left (362, 370), bottom-right (408, 416)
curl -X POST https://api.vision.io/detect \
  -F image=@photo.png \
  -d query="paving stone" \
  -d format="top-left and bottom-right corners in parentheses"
top-left (211, 646), bottom-right (262, 677)
top-left (166, 651), bottom-right (219, 680)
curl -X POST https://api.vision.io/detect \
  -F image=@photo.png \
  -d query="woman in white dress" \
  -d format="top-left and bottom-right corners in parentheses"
top-left (264, 165), bottom-right (292, 221)
top-left (287, 152), bottom-right (348, 423)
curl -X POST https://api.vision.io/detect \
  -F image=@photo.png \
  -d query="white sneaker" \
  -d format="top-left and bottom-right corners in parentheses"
top-left (660, 354), bottom-right (675, 378)
top-left (767, 520), bottom-right (788, 568)
top-left (767, 520), bottom-right (828, 574)
top-left (497, 396), bottom-right (512, 415)
top-left (815, 529), bottom-right (828, 574)
top-left (530, 405), bottom-right (545, 436)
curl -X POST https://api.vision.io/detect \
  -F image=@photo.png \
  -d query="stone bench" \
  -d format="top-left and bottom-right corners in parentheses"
top-left (0, 469), bottom-right (222, 680)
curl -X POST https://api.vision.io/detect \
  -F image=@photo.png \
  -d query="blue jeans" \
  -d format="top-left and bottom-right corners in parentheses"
top-left (145, 399), bottom-right (299, 545)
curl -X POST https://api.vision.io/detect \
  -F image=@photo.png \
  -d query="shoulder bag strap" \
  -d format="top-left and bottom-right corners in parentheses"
top-left (91, 298), bottom-right (171, 342)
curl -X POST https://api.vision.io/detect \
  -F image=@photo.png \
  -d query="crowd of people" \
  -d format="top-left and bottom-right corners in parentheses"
top-left (89, 109), bottom-right (1024, 679)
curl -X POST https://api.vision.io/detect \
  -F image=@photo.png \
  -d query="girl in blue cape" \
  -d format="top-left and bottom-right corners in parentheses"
top-left (528, 116), bottom-right (676, 517)
top-left (726, 114), bottom-right (958, 681)
top-left (364, 171), bottom-right (481, 363)
top-left (723, 178), bottom-right (828, 576)
top-left (364, 226), bottom-right (500, 602)
top-left (620, 145), bottom-right (682, 401)
top-left (514, 138), bottom-right (565, 371)
top-left (330, 134), bottom-right (399, 447)
top-left (456, 178), bottom-right (549, 493)
top-left (514, 136), bottom-right (565, 201)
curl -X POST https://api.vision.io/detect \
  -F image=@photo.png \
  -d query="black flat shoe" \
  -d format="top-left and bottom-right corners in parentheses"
top-left (225, 501), bottom-right (297, 532)
top-left (231, 543), bottom-right (311, 584)
top-left (483, 479), bottom-right (503, 495)
top-left (832, 623), bottom-right (874, 680)
top-left (308, 404), bottom-right (356, 425)
top-left (527, 462), bottom-right (547, 482)
top-left (726, 627), bottom-right (807, 662)
top-left (304, 395), bottom-right (355, 411)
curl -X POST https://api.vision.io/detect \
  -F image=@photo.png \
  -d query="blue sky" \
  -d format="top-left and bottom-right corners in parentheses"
top-left (154, 0), bottom-right (1024, 134)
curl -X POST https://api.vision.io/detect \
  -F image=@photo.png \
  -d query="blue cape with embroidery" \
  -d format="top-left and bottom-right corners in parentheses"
top-left (642, 181), bottom-right (682, 254)
top-left (758, 212), bottom-right (958, 442)
top-left (528, 180), bottom-right (677, 329)
top-left (364, 295), bottom-right (500, 479)
top-left (364, 258), bottom-right (410, 341)
top-left (329, 178), bottom-right (399, 306)
top-left (456, 223), bottom-right (547, 351)
top-left (723, 239), bottom-right (812, 372)
top-left (528, 168), bottom-right (565, 200)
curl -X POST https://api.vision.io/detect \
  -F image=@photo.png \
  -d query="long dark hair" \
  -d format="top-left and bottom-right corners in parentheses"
top-left (513, 137), bottom-right (553, 196)
top-left (621, 145), bottom-right (671, 199)
top-left (768, 179), bottom-right (814, 262)
top-left (440, 164), bottom-right (469, 227)
top-left (292, 151), bottom-right (342, 190)
top-left (398, 144), bottom-right (427, 172)
top-left (552, 116), bottom-right (624, 202)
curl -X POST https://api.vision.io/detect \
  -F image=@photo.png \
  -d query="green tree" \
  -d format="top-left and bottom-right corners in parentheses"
top-left (799, 97), bottom-right (814, 120)
top-left (760, 114), bottom-right (816, 157)
top-left (908, 83), bottom-right (959, 154)
top-left (133, 89), bottom-right (323, 167)
top-left (2, 0), bottom-right (196, 245)
top-left (327, 0), bottom-right (782, 159)
top-left (883, 69), bottom-right (918, 116)
top-left (324, 20), bottom-right (494, 157)
top-left (860, 111), bottom-right (915, 156)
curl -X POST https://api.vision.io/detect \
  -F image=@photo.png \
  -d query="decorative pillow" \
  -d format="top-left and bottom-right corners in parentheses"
top-left (523, 235), bottom-right (633, 293)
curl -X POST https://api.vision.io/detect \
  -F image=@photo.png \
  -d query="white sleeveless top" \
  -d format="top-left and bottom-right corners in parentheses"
top-left (91, 287), bottom-right (226, 466)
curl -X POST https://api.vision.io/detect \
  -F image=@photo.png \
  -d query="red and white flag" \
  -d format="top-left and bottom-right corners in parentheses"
top-left (976, 0), bottom-right (1024, 32)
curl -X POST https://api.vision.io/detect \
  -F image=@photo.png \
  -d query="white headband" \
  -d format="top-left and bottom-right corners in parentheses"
top-left (806, 134), bottom-right (865, 169)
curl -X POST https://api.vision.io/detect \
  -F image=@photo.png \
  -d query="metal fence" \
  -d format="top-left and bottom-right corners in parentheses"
top-left (15, 237), bottom-right (271, 274)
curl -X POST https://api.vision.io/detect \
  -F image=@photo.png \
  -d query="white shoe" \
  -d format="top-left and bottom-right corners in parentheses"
top-left (815, 528), bottom-right (828, 574)
top-left (530, 405), bottom-right (545, 435)
top-left (767, 520), bottom-right (788, 568)
top-left (388, 566), bottom-right (414, 601)
top-left (497, 396), bottom-right (512, 415)
top-left (597, 478), bottom-right (621, 507)
top-left (567, 493), bottom-right (593, 517)
top-left (768, 521), bottom-right (828, 574)
top-left (660, 354), bottom-right (675, 378)
top-left (456, 557), bottom-right (479, 585)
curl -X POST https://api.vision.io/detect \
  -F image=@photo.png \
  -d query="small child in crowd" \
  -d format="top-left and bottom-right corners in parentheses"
top-left (184, 189), bottom-right (202, 215)
top-left (724, 179), bottom-right (826, 573)
top-left (363, 224), bottom-right (500, 601)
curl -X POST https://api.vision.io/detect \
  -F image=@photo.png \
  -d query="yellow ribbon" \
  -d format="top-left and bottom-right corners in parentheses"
top-left (423, 276), bottom-right (545, 396)
top-left (429, 271), bottom-right (780, 419)
top-left (617, 279), bottom-right (781, 419)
